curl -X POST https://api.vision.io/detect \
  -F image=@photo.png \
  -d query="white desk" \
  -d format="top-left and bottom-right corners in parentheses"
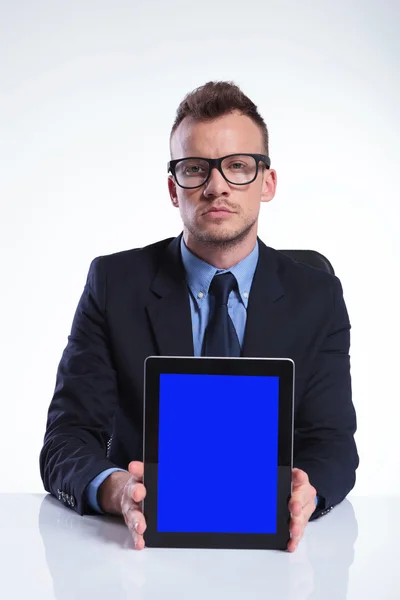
top-left (0, 494), bottom-right (398, 599)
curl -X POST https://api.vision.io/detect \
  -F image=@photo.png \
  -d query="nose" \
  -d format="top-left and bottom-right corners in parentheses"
top-left (202, 166), bottom-right (230, 198)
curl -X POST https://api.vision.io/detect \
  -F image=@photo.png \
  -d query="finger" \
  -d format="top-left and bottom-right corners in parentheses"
top-left (134, 536), bottom-right (145, 551)
top-left (128, 461), bottom-right (144, 480)
top-left (287, 537), bottom-right (299, 553)
top-left (130, 525), bottom-right (145, 550)
top-left (291, 489), bottom-right (309, 512)
top-left (131, 482), bottom-right (147, 503)
top-left (121, 478), bottom-right (145, 519)
top-left (289, 516), bottom-right (305, 539)
top-left (288, 498), bottom-right (303, 517)
top-left (287, 516), bottom-right (305, 553)
top-left (289, 509), bottom-right (306, 542)
top-left (289, 489), bottom-right (316, 524)
top-left (124, 507), bottom-right (147, 533)
top-left (124, 508), bottom-right (147, 550)
top-left (291, 478), bottom-right (316, 507)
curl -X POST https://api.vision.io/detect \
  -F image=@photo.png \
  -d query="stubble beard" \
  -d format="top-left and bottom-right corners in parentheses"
top-left (185, 215), bottom-right (258, 251)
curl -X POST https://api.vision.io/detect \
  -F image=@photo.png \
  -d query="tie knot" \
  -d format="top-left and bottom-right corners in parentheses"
top-left (209, 272), bottom-right (237, 306)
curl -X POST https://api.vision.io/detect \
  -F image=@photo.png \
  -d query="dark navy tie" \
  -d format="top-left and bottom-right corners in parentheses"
top-left (203, 272), bottom-right (241, 357)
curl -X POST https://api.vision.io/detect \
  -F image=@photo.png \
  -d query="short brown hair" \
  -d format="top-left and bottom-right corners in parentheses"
top-left (170, 81), bottom-right (269, 155)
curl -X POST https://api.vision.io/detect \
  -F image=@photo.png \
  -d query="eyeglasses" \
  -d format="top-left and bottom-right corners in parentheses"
top-left (167, 153), bottom-right (271, 189)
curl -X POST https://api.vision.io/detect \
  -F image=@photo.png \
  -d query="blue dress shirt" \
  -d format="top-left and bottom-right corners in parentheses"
top-left (86, 238), bottom-right (259, 512)
top-left (180, 237), bottom-right (259, 354)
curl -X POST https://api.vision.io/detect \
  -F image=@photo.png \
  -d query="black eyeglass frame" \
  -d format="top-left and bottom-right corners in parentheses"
top-left (167, 153), bottom-right (271, 189)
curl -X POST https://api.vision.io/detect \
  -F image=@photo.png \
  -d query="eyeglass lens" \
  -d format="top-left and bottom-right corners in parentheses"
top-left (174, 155), bottom-right (258, 188)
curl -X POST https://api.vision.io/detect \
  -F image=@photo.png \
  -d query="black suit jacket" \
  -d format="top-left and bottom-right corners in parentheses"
top-left (40, 235), bottom-right (359, 517)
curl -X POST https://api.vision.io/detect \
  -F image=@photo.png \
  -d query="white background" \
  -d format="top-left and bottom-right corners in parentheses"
top-left (1, 0), bottom-right (399, 495)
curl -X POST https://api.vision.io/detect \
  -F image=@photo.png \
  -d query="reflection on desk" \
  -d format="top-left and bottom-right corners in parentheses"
top-left (0, 494), bottom-right (398, 600)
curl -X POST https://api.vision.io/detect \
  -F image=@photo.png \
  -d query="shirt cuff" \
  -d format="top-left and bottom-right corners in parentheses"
top-left (86, 467), bottom-right (128, 513)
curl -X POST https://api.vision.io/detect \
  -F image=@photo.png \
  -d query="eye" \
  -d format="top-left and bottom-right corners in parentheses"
top-left (230, 162), bottom-right (246, 170)
top-left (185, 164), bottom-right (206, 175)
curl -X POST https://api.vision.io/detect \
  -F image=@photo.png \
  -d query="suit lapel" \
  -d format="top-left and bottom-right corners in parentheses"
top-left (242, 239), bottom-right (287, 358)
top-left (146, 234), bottom-right (194, 356)
top-left (146, 235), bottom-right (287, 359)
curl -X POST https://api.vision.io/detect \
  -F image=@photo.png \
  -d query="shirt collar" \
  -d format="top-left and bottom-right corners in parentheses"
top-left (180, 236), bottom-right (259, 308)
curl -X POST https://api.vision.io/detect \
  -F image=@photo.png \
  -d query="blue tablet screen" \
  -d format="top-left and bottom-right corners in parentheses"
top-left (157, 373), bottom-right (279, 534)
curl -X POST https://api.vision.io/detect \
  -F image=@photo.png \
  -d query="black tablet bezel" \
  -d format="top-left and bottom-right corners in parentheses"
top-left (143, 356), bottom-right (294, 550)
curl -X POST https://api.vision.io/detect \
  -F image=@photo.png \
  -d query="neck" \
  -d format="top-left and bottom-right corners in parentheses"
top-left (183, 229), bottom-right (258, 270)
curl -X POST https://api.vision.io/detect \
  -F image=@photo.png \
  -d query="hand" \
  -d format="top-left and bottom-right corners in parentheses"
top-left (98, 461), bottom-right (147, 550)
top-left (121, 461), bottom-right (147, 550)
top-left (287, 468), bottom-right (316, 552)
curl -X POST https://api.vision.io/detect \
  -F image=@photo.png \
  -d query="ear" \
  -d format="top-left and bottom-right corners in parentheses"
top-left (261, 169), bottom-right (277, 204)
top-left (168, 176), bottom-right (179, 207)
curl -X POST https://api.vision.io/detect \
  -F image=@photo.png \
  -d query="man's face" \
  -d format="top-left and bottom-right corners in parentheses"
top-left (168, 111), bottom-right (277, 248)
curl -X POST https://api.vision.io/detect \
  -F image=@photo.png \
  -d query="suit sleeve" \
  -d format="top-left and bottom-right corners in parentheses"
top-left (39, 257), bottom-right (122, 515)
top-left (293, 276), bottom-right (359, 518)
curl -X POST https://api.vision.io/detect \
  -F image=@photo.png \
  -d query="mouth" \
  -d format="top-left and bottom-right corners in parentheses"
top-left (204, 207), bottom-right (234, 215)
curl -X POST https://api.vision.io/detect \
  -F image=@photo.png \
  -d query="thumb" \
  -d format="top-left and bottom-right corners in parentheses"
top-left (128, 460), bottom-right (144, 480)
top-left (292, 468), bottom-right (308, 487)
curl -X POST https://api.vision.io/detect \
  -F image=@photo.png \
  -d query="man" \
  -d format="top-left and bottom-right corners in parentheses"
top-left (40, 81), bottom-right (359, 553)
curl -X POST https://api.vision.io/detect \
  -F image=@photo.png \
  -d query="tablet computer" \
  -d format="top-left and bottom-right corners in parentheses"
top-left (142, 356), bottom-right (294, 550)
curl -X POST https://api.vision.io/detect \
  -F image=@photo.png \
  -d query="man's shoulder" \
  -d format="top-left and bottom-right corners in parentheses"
top-left (89, 236), bottom-right (177, 275)
top-left (260, 241), bottom-right (340, 292)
